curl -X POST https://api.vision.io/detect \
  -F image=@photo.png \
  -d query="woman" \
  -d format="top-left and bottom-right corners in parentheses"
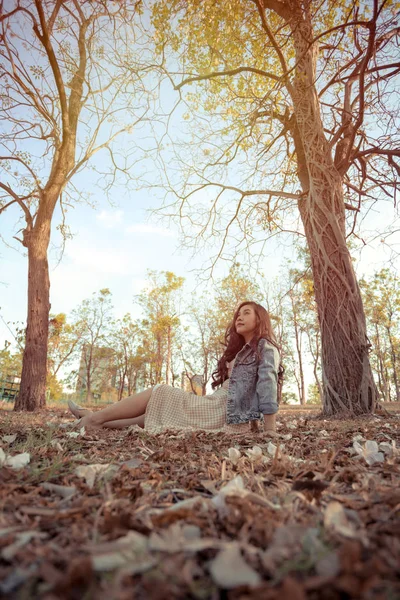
top-left (68, 301), bottom-right (282, 434)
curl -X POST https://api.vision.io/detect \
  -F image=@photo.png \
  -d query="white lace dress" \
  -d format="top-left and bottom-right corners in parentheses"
top-left (144, 358), bottom-right (249, 434)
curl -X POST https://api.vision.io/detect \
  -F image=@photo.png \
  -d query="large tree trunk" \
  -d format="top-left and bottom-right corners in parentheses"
top-left (289, 3), bottom-right (377, 415)
top-left (14, 220), bottom-right (51, 411)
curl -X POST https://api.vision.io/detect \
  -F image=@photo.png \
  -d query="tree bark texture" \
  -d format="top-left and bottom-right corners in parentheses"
top-left (14, 220), bottom-right (51, 411)
top-left (288, 1), bottom-right (377, 415)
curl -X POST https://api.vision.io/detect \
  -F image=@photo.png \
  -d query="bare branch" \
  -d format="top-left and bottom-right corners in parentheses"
top-left (0, 182), bottom-right (33, 227)
top-left (174, 65), bottom-right (281, 91)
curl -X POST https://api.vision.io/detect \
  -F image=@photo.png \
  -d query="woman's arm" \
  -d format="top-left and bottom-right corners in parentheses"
top-left (256, 340), bottom-right (279, 420)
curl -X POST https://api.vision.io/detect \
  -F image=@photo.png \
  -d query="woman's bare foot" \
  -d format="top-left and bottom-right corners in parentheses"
top-left (78, 410), bottom-right (102, 429)
top-left (68, 399), bottom-right (91, 419)
top-left (73, 411), bottom-right (102, 430)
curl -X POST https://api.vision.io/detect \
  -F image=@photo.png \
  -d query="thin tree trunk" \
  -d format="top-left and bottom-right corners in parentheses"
top-left (386, 326), bottom-right (400, 401)
top-left (290, 294), bottom-right (306, 404)
top-left (85, 347), bottom-right (93, 402)
top-left (374, 324), bottom-right (389, 402)
top-left (307, 329), bottom-right (323, 401)
top-left (166, 326), bottom-right (171, 385)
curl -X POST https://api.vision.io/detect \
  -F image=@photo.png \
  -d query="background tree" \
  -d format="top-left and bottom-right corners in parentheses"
top-left (0, 1), bottom-right (156, 410)
top-left (360, 269), bottom-right (400, 402)
top-left (136, 271), bottom-right (184, 386)
top-left (178, 296), bottom-right (220, 395)
top-left (72, 289), bottom-right (114, 402)
top-left (152, 0), bottom-right (400, 415)
top-left (0, 342), bottom-right (23, 382)
top-left (110, 314), bottom-right (150, 400)
top-left (46, 313), bottom-right (84, 399)
top-left (285, 245), bottom-right (322, 405)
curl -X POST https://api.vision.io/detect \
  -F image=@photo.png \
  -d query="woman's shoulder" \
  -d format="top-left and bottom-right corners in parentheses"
top-left (257, 337), bottom-right (279, 350)
top-left (257, 338), bottom-right (280, 363)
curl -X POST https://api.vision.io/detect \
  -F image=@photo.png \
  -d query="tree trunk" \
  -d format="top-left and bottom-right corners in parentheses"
top-left (14, 223), bottom-right (51, 411)
top-left (166, 326), bottom-right (171, 385)
top-left (386, 326), bottom-right (400, 401)
top-left (85, 347), bottom-right (93, 402)
top-left (289, 4), bottom-right (377, 415)
top-left (298, 175), bottom-right (376, 415)
top-left (307, 329), bottom-right (323, 401)
top-left (374, 324), bottom-right (390, 402)
top-left (118, 368), bottom-right (126, 401)
top-left (290, 294), bottom-right (306, 404)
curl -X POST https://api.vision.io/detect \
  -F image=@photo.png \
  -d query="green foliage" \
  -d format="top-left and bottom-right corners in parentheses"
top-left (281, 391), bottom-right (298, 405)
top-left (70, 289), bottom-right (115, 400)
top-left (360, 269), bottom-right (400, 401)
top-left (0, 342), bottom-right (23, 380)
top-left (307, 383), bottom-right (322, 405)
top-left (135, 271), bottom-right (185, 385)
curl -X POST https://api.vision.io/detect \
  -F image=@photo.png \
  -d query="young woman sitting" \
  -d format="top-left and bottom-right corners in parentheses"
top-left (68, 301), bottom-right (282, 435)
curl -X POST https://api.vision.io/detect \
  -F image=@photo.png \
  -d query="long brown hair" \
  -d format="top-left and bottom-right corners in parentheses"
top-left (211, 301), bottom-right (284, 398)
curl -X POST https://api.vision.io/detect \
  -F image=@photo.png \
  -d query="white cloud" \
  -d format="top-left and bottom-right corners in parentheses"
top-left (125, 223), bottom-right (175, 237)
top-left (65, 244), bottom-right (135, 275)
top-left (96, 209), bottom-right (124, 227)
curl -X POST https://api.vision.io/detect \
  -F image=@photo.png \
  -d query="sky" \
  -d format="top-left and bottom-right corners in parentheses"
top-left (1, 177), bottom-right (399, 346)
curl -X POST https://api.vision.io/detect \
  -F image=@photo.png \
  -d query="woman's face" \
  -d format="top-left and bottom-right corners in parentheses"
top-left (235, 304), bottom-right (257, 339)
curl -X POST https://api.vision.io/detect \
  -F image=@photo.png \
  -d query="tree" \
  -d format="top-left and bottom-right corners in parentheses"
top-left (360, 269), bottom-right (400, 402)
top-left (214, 263), bottom-right (264, 335)
top-left (153, 0), bottom-right (400, 415)
top-left (110, 314), bottom-right (149, 400)
top-left (0, 342), bottom-right (23, 381)
top-left (285, 245), bottom-right (323, 405)
top-left (1, 1), bottom-right (156, 410)
top-left (47, 313), bottom-right (84, 399)
top-left (136, 271), bottom-right (184, 386)
top-left (72, 289), bottom-right (114, 402)
top-left (179, 296), bottom-right (219, 395)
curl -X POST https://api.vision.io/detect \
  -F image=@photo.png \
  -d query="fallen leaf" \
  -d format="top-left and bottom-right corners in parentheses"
top-left (149, 522), bottom-right (201, 553)
top-left (209, 543), bottom-right (261, 588)
top-left (227, 447), bottom-right (241, 465)
top-left (5, 452), bottom-right (30, 470)
top-left (353, 440), bottom-right (384, 465)
top-left (245, 446), bottom-right (263, 462)
top-left (42, 482), bottom-right (77, 499)
top-left (89, 530), bottom-right (150, 572)
top-left (2, 435), bottom-right (17, 444)
top-left (266, 441), bottom-right (278, 456)
top-left (1, 530), bottom-right (48, 561)
top-left (75, 463), bottom-right (117, 488)
top-left (324, 501), bottom-right (358, 538)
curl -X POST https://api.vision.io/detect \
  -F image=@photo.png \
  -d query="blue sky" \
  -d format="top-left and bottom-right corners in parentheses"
top-left (1, 179), bottom-right (399, 351)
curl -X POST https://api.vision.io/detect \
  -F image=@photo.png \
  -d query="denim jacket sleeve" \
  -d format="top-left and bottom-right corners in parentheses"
top-left (256, 339), bottom-right (279, 415)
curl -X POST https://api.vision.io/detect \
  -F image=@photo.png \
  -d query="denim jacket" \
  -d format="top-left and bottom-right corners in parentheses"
top-left (226, 337), bottom-right (280, 424)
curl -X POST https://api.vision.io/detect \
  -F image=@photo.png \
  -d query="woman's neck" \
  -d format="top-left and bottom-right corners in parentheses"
top-left (243, 332), bottom-right (255, 344)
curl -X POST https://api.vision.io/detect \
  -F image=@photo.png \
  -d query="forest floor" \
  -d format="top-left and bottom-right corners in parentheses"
top-left (0, 404), bottom-right (399, 600)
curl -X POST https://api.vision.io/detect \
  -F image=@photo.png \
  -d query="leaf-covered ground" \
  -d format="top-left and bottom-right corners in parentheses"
top-left (0, 405), bottom-right (399, 600)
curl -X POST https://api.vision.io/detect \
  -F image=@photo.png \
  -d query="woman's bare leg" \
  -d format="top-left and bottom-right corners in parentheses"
top-left (102, 414), bottom-right (145, 429)
top-left (73, 389), bottom-right (153, 429)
